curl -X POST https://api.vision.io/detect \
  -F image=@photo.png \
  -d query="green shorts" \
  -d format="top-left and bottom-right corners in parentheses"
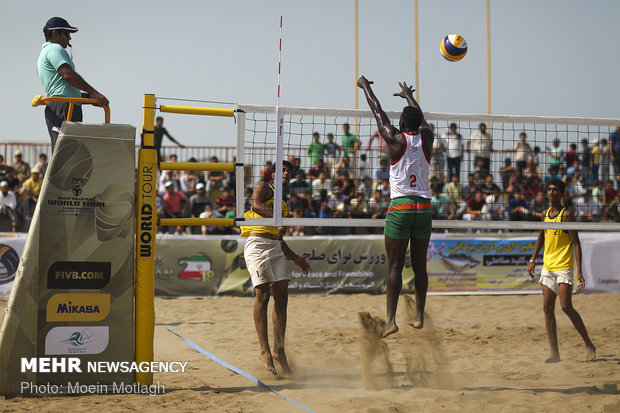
top-left (384, 196), bottom-right (432, 239)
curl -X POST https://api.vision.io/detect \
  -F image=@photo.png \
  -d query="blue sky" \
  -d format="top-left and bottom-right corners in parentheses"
top-left (2, 0), bottom-right (619, 147)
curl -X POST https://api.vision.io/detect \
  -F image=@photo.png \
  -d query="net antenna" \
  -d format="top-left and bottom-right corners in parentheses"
top-left (274, 15), bottom-right (284, 227)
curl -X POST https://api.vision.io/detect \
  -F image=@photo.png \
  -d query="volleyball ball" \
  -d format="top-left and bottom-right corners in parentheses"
top-left (440, 34), bottom-right (467, 62)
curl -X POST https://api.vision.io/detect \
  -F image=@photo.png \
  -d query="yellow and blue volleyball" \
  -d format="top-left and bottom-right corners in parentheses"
top-left (440, 34), bottom-right (467, 62)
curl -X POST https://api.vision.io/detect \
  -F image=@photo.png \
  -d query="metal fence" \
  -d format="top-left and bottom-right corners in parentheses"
top-left (0, 142), bottom-right (237, 168)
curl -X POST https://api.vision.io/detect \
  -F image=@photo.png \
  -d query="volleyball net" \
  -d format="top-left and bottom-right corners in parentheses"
top-left (237, 104), bottom-right (620, 232)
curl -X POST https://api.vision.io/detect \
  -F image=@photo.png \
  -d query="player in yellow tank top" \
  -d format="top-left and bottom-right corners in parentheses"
top-left (241, 160), bottom-right (310, 375)
top-left (528, 179), bottom-right (595, 363)
top-left (542, 207), bottom-right (573, 271)
top-left (240, 184), bottom-right (289, 237)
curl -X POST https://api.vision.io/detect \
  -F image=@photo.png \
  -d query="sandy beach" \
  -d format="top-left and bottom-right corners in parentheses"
top-left (1, 292), bottom-right (619, 412)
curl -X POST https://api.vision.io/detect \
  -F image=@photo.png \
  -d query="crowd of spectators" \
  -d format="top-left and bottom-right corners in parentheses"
top-left (155, 154), bottom-right (239, 235)
top-left (8, 122), bottom-right (620, 237)
top-left (0, 150), bottom-right (47, 232)
top-left (250, 123), bottom-right (620, 236)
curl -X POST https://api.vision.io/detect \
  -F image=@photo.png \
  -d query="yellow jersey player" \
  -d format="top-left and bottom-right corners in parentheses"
top-left (240, 160), bottom-right (310, 375)
top-left (528, 179), bottom-right (596, 362)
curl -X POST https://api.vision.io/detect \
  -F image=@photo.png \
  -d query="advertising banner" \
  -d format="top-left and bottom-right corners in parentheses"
top-left (152, 233), bottom-right (620, 296)
top-left (0, 123), bottom-right (136, 395)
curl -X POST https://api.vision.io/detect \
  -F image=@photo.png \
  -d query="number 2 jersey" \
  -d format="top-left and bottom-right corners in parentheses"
top-left (389, 129), bottom-right (432, 201)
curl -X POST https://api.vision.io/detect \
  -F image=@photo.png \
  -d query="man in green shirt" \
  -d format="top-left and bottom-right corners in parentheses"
top-left (308, 132), bottom-right (325, 165)
top-left (37, 17), bottom-right (108, 152)
top-left (546, 139), bottom-right (564, 176)
top-left (341, 123), bottom-right (360, 155)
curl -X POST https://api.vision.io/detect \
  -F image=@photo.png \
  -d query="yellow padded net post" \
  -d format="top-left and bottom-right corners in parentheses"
top-left (135, 94), bottom-right (157, 385)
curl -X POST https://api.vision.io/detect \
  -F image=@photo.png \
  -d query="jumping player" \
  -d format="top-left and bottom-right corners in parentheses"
top-left (528, 179), bottom-right (596, 362)
top-left (358, 76), bottom-right (433, 338)
top-left (240, 160), bottom-right (311, 374)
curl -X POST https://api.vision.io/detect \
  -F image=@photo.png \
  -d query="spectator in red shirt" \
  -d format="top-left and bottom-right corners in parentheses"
top-left (463, 191), bottom-right (485, 221)
top-left (216, 186), bottom-right (235, 215)
top-left (604, 181), bottom-right (617, 204)
top-left (565, 143), bottom-right (578, 169)
top-left (163, 180), bottom-right (189, 233)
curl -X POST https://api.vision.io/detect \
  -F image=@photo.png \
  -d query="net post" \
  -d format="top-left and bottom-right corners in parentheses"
top-left (236, 108), bottom-right (246, 219)
top-left (274, 107), bottom-right (284, 227)
top-left (135, 93), bottom-right (156, 386)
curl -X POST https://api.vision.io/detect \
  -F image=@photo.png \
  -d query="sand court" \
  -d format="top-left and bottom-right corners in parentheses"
top-left (2, 293), bottom-right (619, 412)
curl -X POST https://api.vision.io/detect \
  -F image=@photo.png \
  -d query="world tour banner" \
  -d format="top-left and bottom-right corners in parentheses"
top-left (149, 235), bottom-right (560, 296)
top-left (0, 123), bottom-right (136, 395)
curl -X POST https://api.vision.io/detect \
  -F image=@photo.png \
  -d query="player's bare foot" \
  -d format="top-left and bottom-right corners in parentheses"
top-left (272, 351), bottom-right (292, 374)
top-left (545, 354), bottom-right (561, 363)
top-left (585, 345), bottom-right (596, 362)
top-left (259, 352), bottom-right (277, 374)
top-left (404, 295), bottom-right (424, 329)
top-left (382, 322), bottom-right (399, 338)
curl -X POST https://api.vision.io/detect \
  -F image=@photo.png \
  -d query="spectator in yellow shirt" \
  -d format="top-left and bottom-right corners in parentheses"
top-left (21, 168), bottom-right (43, 218)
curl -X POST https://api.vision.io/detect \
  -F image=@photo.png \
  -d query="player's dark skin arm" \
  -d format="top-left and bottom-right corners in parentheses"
top-left (393, 81), bottom-right (433, 157)
top-left (565, 208), bottom-right (585, 290)
top-left (249, 180), bottom-right (275, 218)
top-left (528, 209), bottom-right (547, 277)
top-left (357, 76), bottom-right (404, 162)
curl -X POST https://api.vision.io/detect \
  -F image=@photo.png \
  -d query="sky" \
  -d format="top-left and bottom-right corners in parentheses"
top-left (2, 0), bottom-right (620, 148)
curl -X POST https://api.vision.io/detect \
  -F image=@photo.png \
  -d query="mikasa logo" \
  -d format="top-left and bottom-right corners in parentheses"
top-left (47, 293), bottom-right (110, 322)
top-left (58, 303), bottom-right (100, 314)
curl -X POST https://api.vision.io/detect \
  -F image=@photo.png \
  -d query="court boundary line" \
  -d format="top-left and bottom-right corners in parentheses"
top-left (164, 325), bottom-right (314, 413)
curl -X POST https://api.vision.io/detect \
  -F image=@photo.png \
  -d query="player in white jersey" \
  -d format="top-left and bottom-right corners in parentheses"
top-left (358, 76), bottom-right (434, 338)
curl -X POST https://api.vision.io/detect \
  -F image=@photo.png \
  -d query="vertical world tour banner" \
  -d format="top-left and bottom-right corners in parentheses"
top-left (0, 123), bottom-right (136, 395)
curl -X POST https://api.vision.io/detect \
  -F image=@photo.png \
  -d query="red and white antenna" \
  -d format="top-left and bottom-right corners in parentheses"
top-left (274, 16), bottom-right (284, 227)
top-left (277, 15), bottom-right (283, 107)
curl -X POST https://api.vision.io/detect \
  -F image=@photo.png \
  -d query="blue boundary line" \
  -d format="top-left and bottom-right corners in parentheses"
top-left (165, 325), bottom-right (314, 413)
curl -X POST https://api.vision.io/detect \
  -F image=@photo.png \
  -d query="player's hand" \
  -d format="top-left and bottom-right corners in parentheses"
top-left (393, 82), bottom-right (415, 99)
top-left (357, 76), bottom-right (373, 88)
top-left (294, 254), bottom-right (311, 275)
top-left (527, 262), bottom-right (536, 279)
top-left (576, 272), bottom-right (585, 291)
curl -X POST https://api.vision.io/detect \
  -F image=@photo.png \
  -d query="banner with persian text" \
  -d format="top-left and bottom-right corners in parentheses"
top-left (2, 233), bottom-right (619, 299)
top-left (150, 233), bottom-right (620, 296)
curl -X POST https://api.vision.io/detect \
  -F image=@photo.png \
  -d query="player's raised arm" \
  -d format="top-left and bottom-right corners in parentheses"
top-left (393, 82), bottom-right (429, 129)
top-left (357, 76), bottom-right (399, 145)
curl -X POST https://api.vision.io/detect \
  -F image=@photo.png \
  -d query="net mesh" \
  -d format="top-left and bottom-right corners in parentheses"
top-left (238, 104), bottom-right (620, 233)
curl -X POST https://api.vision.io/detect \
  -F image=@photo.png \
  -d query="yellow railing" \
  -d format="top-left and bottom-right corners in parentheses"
top-left (32, 95), bottom-right (111, 123)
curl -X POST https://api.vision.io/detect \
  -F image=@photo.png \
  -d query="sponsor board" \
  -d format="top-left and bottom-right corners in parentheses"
top-left (47, 261), bottom-right (111, 289)
top-left (45, 326), bottom-right (109, 355)
top-left (46, 293), bottom-right (110, 322)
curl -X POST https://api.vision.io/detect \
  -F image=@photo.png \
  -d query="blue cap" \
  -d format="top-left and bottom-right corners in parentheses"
top-left (44, 17), bottom-right (78, 32)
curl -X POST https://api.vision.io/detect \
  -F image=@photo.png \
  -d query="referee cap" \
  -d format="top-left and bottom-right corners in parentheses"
top-left (44, 17), bottom-right (79, 32)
